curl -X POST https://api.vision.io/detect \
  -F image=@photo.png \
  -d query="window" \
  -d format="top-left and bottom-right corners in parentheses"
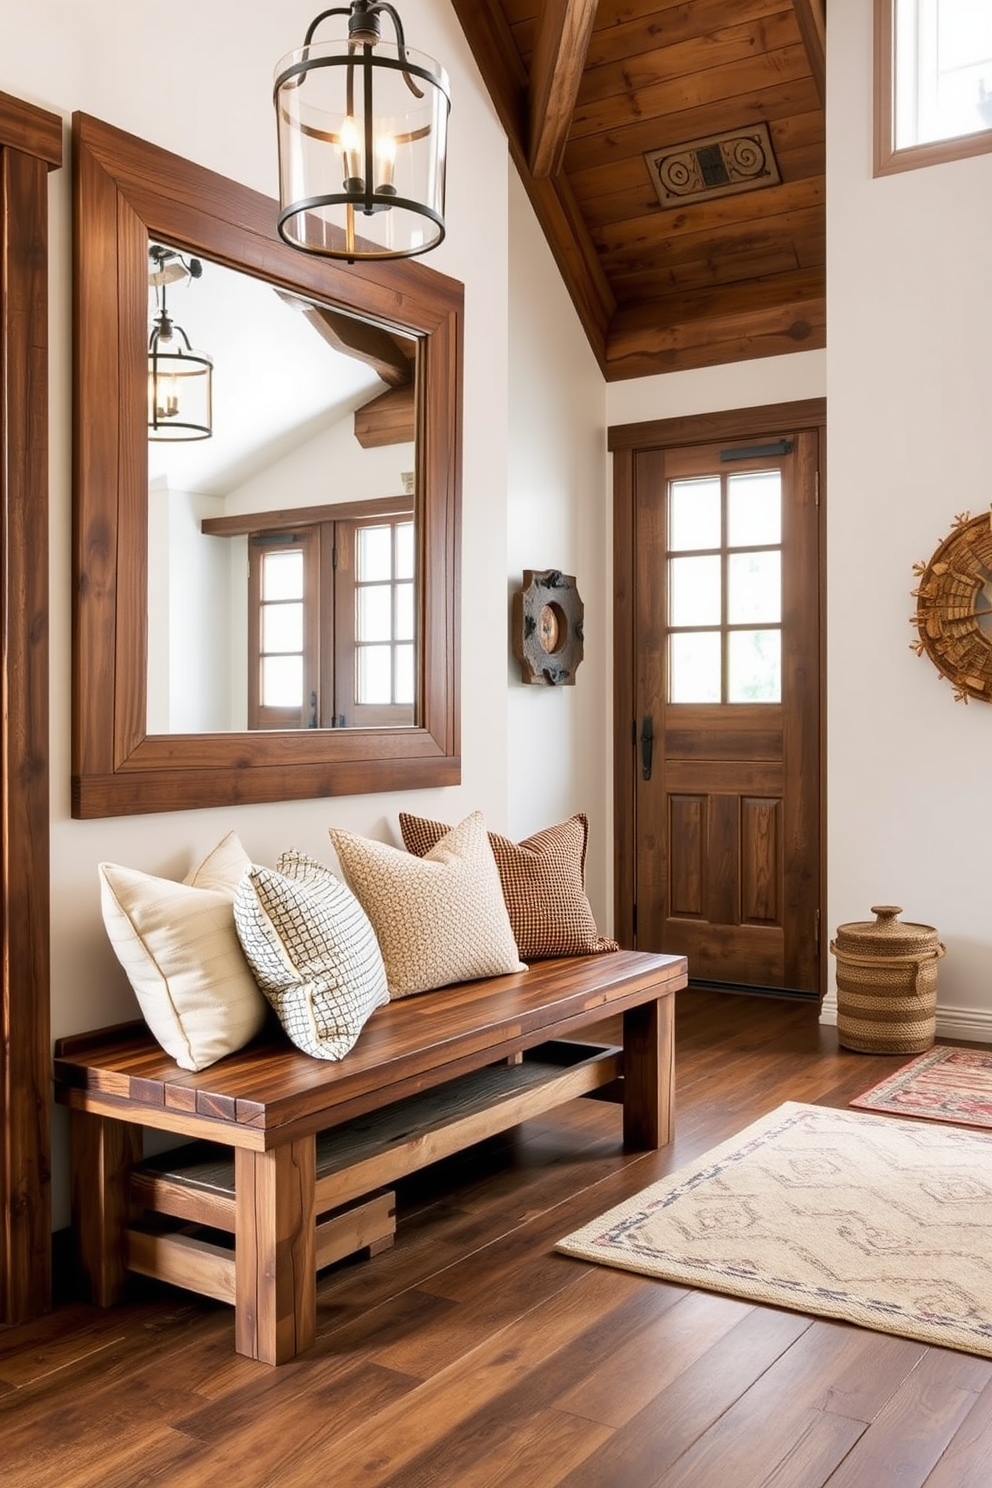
top-left (243, 499), bottom-right (415, 730)
top-left (876, 0), bottom-right (992, 173)
top-left (667, 469), bottom-right (783, 705)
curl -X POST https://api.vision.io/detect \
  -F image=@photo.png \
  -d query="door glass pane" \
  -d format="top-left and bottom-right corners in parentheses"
top-left (670, 631), bottom-right (721, 703)
top-left (728, 551), bottom-right (781, 624)
top-left (358, 525), bottom-right (392, 581)
top-left (669, 555), bottom-right (721, 626)
top-left (728, 629), bottom-right (781, 702)
top-left (358, 644), bottom-right (392, 703)
top-left (262, 550), bottom-right (303, 601)
top-left (669, 478), bottom-right (721, 552)
top-left (395, 642), bottom-right (415, 704)
top-left (262, 655), bottom-right (303, 707)
top-left (395, 520), bottom-right (415, 580)
top-left (262, 601), bottom-right (303, 652)
top-left (727, 471), bottom-right (781, 547)
top-left (358, 585), bottom-right (392, 642)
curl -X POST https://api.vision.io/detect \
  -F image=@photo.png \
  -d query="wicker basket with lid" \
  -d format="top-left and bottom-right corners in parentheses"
top-left (829, 906), bottom-right (945, 1054)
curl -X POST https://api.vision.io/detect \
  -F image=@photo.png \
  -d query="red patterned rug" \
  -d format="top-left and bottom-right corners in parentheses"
top-left (850, 1045), bottom-right (992, 1128)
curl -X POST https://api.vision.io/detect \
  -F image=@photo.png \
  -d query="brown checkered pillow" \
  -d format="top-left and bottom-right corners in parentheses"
top-left (398, 812), bottom-right (618, 960)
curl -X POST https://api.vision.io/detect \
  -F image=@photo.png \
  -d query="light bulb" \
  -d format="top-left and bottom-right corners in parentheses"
top-left (339, 115), bottom-right (363, 187)
top-left (375, 132), bottom-right (396, 190)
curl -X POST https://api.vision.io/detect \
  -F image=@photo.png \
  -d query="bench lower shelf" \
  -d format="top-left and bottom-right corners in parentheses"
top-left (126, 1039), bottom-right (621, 1307)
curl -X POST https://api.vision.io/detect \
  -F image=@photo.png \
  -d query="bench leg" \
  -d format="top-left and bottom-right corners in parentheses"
top-left (622, 993), bottom-right (675, 1150)
top-left (235, 1137), bottom-right (316, 1365)
top-left (69, 1110), bottom-right (142, 1306)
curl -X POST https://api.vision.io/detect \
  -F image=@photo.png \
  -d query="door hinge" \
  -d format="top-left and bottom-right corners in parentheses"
top-left (815, 909), bottom-right (821, 950)
top-left (815, 470), bottom-right (820, 507)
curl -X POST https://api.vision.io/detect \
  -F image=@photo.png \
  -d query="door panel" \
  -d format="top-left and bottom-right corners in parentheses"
top-left (630, 427), bottom-right (821, 993)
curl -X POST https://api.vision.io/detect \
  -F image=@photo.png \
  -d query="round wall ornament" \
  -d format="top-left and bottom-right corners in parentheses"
top-left (511, 569), bottom-right (584, 686)
top-left (911, 508), bottom-right (992, 703)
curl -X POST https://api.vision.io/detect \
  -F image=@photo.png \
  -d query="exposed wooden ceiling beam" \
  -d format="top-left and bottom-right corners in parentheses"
top-left (276, 293), bottom-right (413, 387)
top-left (791, 0), bottom-right (826, 105)
top-left (449, 0), bottom-right (614, 368)
top-left (606, 269), bottom-right (826, 379)
top-left (528, 0), bottom-right (599, 179)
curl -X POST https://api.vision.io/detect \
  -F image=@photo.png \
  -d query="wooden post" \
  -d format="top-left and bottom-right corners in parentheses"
top-left (235, 1138), bottom-right (316, 1365)
top-left (0, 93), bottom-right (61, 1326)
top-left (69, 1111), bottom-right (142, 1306)
top-left (622, 993), bottom-right (675, 1150)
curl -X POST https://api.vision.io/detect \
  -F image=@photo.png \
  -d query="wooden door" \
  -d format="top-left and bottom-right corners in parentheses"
top-left (613, 406), bottom-right (823, 995)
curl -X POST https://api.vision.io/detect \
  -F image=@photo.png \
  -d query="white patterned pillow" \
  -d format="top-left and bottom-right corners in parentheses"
top-left (233, 851), bottom-right (388, 1060)
top-left (99, 858), bottom-right (268, 1072)
top-left (328, 811), bottom-right (526, 998)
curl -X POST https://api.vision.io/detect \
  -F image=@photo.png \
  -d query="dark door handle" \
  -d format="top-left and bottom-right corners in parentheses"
top-left (640, 716), bottom-right (654, 781)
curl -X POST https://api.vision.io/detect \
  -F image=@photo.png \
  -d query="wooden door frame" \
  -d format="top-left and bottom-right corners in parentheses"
top-left (0, 92), bottom-right (61, 1324)
top-left (610, 398), bottom-right (827, 993)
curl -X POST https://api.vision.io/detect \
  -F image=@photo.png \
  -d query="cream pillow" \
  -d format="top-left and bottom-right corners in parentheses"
top-left (233, 851), bottom-right (388, 1060)
top-left (329, 811), bottom-right (526, 997)
top-left (183, 830), bottom-right (252, 896)
top-left (98, 858), bottom-right (268, 1072)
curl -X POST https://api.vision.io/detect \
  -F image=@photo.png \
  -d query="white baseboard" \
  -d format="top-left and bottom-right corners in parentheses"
top-left (819, 994), bottom-right (992, 1046)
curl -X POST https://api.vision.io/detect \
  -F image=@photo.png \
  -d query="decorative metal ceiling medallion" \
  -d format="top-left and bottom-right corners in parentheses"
top-left (644, 122), bottom-right (781, 209)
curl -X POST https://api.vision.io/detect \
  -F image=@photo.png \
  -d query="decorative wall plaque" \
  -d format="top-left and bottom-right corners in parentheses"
top-left (911, 508), bottom-right (992, 703)
top-left (644, 121), bottom-right (781, 209)
top-left (512, 569), bottom-right (584, 686)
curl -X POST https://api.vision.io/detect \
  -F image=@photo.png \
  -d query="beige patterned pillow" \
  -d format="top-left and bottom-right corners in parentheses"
top-left (233, 852), bottom-right (388, 1060)
top-left (399, 812), bottom-right (618, 959)
top-left (99, 858), bottom-right (268, 1072)
top-left (329, 811), bottom-right (526, 997)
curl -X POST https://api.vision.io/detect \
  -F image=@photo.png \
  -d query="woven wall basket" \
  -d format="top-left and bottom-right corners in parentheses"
top-left (829, 905), bottom-right (945, 1055)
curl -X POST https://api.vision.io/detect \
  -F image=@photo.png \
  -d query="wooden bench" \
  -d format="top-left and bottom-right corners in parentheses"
top-left (54, 949), bottom-right (686, 1364)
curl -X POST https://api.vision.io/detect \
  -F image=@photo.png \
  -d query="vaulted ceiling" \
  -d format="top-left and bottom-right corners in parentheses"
top-left (450, 0), bottom-right (826, 380)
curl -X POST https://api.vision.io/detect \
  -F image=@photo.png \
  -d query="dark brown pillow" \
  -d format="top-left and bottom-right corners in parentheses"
top-left (398, 812), bottom-right (618, 960)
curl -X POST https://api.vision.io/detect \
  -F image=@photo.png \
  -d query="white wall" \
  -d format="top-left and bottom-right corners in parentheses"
top-left (0, 0), bottom-right (519, 1225)
top-left (506, 172), bottom-right (612, 923)
top-left (825, 0), bottom-right (992, 1039)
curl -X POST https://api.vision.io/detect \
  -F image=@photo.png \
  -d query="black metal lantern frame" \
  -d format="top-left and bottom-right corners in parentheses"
top-left (147, 245), bottom-right (213, 441)
top-left (274, 0), bottom-right (450, 262)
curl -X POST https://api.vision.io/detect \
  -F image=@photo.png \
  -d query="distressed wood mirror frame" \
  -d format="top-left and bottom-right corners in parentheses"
top-left (0, 90), bottom-right (60, 1324)
top-left (72, 112), bottom-right (462, 819)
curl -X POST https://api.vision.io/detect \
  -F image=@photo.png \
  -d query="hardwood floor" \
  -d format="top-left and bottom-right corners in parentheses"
top-left (3, 990), bottom-right (991, 1487)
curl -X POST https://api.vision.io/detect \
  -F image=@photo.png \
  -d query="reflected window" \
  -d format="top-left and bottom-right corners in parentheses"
top-left (244, 499), bottom-right (414, 730)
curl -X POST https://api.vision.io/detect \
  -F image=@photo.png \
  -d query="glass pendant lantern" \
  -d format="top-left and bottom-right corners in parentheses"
top-left (274, 1), bottom-right (450, 262)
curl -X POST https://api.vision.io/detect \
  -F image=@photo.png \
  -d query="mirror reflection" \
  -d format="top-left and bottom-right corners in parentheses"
top-left (146, 244), bottom-right (418, 733)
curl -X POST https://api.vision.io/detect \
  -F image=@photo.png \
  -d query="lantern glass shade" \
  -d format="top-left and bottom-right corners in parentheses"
top-left (148, 328), bottom-right (213, 441)
top-left (274, 36), bottom-right (450, 261)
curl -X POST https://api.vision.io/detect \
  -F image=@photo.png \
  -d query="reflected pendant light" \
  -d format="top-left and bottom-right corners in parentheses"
top-left (148, 245), bottom-right (213, 441)
top-left (274, 0), bottom-right (450, 262)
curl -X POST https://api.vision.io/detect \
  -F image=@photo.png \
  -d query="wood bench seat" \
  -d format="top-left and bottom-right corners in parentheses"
top-left (54, 950), bottom-right (686, 1364)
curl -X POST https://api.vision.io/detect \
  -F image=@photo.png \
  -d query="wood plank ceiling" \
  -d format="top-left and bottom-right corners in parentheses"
top-left (449, 0), bottom-right (826, 379)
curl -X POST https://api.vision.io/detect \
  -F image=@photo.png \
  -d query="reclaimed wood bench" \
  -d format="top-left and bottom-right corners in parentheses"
top-left (54, 949), bottom-right (686, 1364)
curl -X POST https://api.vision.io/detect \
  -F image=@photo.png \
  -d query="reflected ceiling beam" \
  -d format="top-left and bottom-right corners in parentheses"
top-left (354, 386), bottom-right (415, 449)
top-left (791, 0), bottom-right (826, 105)
top-left (277, 292), bottom-right (413, 387)
top-left (528, 0), bottom-right (598, 178)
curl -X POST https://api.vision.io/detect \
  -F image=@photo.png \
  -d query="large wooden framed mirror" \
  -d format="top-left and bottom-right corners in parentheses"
top-left (72, 113), bottom-right (462, 818)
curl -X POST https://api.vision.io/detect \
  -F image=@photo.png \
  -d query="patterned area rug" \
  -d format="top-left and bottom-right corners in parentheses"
top-left (850, 1045), bottom-right (992, 1128)
top-left (557, 1101), bottom-right (992, 1358)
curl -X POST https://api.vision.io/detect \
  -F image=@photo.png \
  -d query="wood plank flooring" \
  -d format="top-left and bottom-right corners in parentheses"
top-left (3, 990), bottom-right (991, 1487)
